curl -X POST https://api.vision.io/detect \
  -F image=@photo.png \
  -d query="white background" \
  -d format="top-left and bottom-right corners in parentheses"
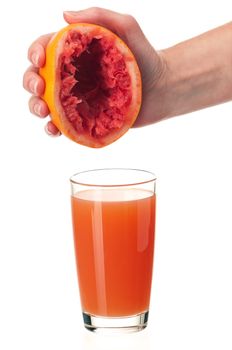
top-left (0, 0), bottom-right (232, 349)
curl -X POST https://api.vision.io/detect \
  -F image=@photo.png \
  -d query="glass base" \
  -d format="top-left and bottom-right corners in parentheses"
top-left (83, 311), bottom-right (149, 333)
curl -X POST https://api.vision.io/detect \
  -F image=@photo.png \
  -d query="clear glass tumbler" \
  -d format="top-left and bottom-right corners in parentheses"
top-left (70, 168), bottom-right (156, 333)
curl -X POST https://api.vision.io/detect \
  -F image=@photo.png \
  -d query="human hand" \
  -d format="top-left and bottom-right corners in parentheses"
top-left (23, 7), bottom-right (166, 136)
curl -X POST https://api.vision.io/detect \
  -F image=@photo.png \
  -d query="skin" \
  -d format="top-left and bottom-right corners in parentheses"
top-left (23, 8), bottom-right (232, 136)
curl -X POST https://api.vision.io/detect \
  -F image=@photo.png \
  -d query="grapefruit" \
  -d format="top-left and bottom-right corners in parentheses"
top-left (40, 23), bottom-right (142, 147)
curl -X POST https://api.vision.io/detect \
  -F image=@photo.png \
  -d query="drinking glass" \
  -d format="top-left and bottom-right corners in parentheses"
top-left (70, 168), bottom-right (156, 333)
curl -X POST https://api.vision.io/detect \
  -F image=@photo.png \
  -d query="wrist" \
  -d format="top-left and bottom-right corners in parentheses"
top-left (133, 47), bottom-right (170, 127)
top-left (148, 49), bottom-right (171, 123)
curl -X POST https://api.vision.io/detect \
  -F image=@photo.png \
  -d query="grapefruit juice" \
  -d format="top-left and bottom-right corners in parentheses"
top-left (71, 188), bottom-right (156, 317)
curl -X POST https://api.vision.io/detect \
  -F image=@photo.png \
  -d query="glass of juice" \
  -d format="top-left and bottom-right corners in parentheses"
top-left (70, 168), bottom-right (156, 333)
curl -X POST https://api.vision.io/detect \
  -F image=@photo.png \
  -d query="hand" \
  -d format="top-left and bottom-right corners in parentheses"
top-left (23, 7), bottom-right (166, 136)
top-left (23, 33), bottom-right (61, 136)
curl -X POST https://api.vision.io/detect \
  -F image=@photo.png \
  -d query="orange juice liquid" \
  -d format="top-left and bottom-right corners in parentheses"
top-left (71, 188), bottom-right (156, 317)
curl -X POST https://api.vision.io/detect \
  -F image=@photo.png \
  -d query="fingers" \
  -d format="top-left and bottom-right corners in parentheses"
top-left (25, 33), bottom-right (61, 138)
top-left (24, 34), bottom-right (52, 96)
top-left (45, 121), bottom-right (61, 137)
top-left (28, 96), bottom-right (49, 118)
top-left (24, 68), bottom-right (61, 137)
top-left (23, 66), bottom-right (45, 96)
top-left (27, 33), bottom-right (54, 67)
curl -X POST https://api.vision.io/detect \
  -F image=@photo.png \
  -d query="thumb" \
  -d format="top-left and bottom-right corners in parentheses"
top-left (63, 8), bottom-right (130, 32)
top-left (63, 11), bottom-right (81, 24)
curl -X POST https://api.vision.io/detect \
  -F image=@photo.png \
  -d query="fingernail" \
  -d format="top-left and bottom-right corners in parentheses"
top-left (63, 11), bottom-right (77, 16)
top-left (44, 124), bottom-right (61, 137)
top-left (29, 79), bottom-right (38, 94)
top-left (44, 123), bottom-right (52, 135)
top-left (31, 52), bottom-right (39, 66)
top-left (34, 103), bottom-right (42, 116)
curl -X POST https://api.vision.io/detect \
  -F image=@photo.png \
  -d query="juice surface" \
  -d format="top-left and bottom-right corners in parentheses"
top-left (71, 188), bottom-right (156, 317)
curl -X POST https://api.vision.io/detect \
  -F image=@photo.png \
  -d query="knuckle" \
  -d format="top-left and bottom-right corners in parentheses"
top-left (23, 71), bottom-right (29, 89)
top-left (28, 35), bottom-right (44, 56)
top-left (27, 46), bottom-right (33, 61)
top-left (123, 14), bottom-right (136, 27)
top-left (28, 38), bottom-right (40, 57)
top-left (36, 34), bottom-right (46, 42)
top-left (88, 7), bottom-right (102, 17)
top-left (28, 96), bottom-right (35, 112)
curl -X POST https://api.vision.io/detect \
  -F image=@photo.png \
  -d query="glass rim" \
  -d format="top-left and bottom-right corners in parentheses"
top-left (70, 168), bottom-right (157, 188)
